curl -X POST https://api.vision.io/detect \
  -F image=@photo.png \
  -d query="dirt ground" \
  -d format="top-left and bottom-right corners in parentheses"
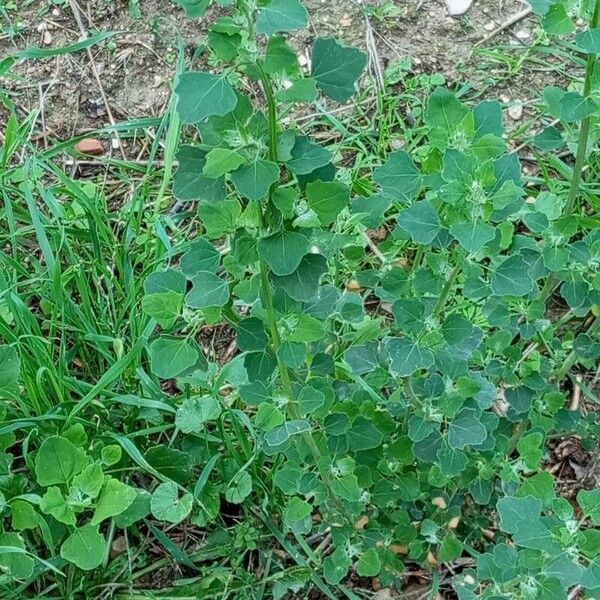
top-left (0, 0), bottom-right (540, 140)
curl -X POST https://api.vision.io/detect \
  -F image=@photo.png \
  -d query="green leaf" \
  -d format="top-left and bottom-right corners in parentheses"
top-left (541, 3), bottom-right (574, 35)
top-left (40, 486), bottom-right (76, 525)
top-left (0, 345), bottom-right (19, 389)
top-left (148, 337), bottom-right (199, 379)
top-left (231, 160), bottom-right (279, 200)
top-left (151, 481), bottom-right (193, 524)
top-left (175, 72), bottom-right (237, 122)
top-left (450, 222), bottom-right (495, 253)
top-left (285, 135), bottom-right (331, 175)
top-left (284, 496), bottom-right (312, 532)
top-left (490, 254), bottom-right (535, 297)
top-left (397, 201), bottom-right (441, 245)
top-left (177, 0), bottom-right (209, 18)
top-left (311, 37), bottom-right (367, 102)
top-left (306, 180), bottom-right (350, 226)
top-left (258, 230), bottom-right (309, 276)
top-left (236, 317), bottom-right (269, 352)
top-left (10, 500), bottom-right (38, 531)
top-left (142, 292), bottom-right (183, 329)
top-left (331, 474), bottom-right (361, 502)
top-left (373, 150), bottom-right (422, 201)
top-left (175, 396), bottom-right (222, 433)
top-left (202, 148), bottom-right (246, 178)
top-left (575, 28), bottom-right (600, 53)
top-left (385, 337), bottom-right (434, 377)
top-left (276, 78), bottom-right (317, 103)
top-left (496, 496), bottom-right (542, 534)
top-left (180, 239), bottom-right (220, 277)
top-left (0, 532), bottom-right (34, 579)
top-left (264, 420), bottom-right (310, 447)
top-left (447, 409), bottom-right (487, 449)
top-left (271, 253), bottom-right (327, 301)
top-left (225, 471), bottom-right (252, 504)
top-left (256, 0), bottom-right (308, 36)
top-left (186, 271), bottom-right (230, 308)
top-left (298, 385), bottom-right (325, 416)
top-left (173, 146), bottom-right (226, 202)
top-left (356, 548), bottom-right (381, 577)
top-left (578, 488), bottom-right (600, 524)
top-left (439, 534), bottom-right (463, 562)
top-left (199, 199), bottom-right (242, 238)
top-left (347, 416), bottom-right (382, 451)
top-left (35, 436), bottom-right (90, 486)
top-left (91, 478), bottom-right (136, 525)
top-left (60, 525), bottom-right (105, 571)
top-left (560, 91), bottom-right (596, 122)
top-left (264, 35), bottom-right (299, 74)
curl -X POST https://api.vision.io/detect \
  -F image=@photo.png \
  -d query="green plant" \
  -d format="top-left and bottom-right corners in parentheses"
top-left (0, 0), bottom-right (599, 597)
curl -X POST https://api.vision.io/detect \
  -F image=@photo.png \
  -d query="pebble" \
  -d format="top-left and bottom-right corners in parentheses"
top-left (42, 30), bottom-right (52, 45)
top-left (445, 0), bottom-right (474, 16)
top-left (508, 103), bottom-right (523, 120)
top-left (483, 21), bottom-right (496, 32)
top-left (516, 29), bottom-right (530, 40)
top-left (74, 138), bottom-right (105, 155)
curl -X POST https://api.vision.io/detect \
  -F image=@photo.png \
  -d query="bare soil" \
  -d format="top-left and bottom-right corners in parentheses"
top-left (0, 0), bottom-right (543, 142)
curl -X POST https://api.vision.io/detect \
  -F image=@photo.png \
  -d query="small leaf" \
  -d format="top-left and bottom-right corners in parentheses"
top-left (186, 271), bottom-right (230, 308)
top-left (541, 3), bottom-right (574, 35)
top-left (264, 420), bottom-right (310, 447)
top-left (35, 436), bottom-right (90, 486)
top-left (264, 36), bottom-right (299, 74)
top-left (142, 292), bottom-right (183, 329)
top-left (175, 72), bottom-right (237, 122)
top-left (397, 201), bottom-right (441, 245)
top-left (231, 160), bottom-right (279, 200)
top-left (202, 148), bottom-right (246, 178)
top-left (447, 409), bottom-right (487, 449)
top-left (256, 0), bottom-right (308, 36)
top-left (258, 230), bottom-right (309, 276)
top-left (151, 481), bottom-right (193, 524)
top-left (236, 317), bottom-right (269, 352)
top-left (575, 28), bottom-right (600, 53)
top-left (356, 548), bottom-right (381, 577)
top-left (285, 135), bottom-right (331, 175)
top-left (311, 37), bottom-right (367, 102)
top-left (180, 238), bottom-right (220, 276)
top-left (225, 471), bottom-right (252, 504)
top-left (0, 345), bottom-right (19, 389)
top-left (490, 254), bottom-right (535, 297)
top-left (306, 180), bottom-right (350, 226)
top-left (577, 488), bottom-right (600, 524)
top-left (560, 91), bottom-right (596, 122)
top-left (373, 150), bottom-right (422, 201)
top-left (497, 496), bottom-right (542, 534)
top-left (175, 396), bottom-right (222, 433)
top-left (60, 525), bottom-right (105, 571)
top-left (148, 337), bottom-right (199, 379)
top-left (91, 478), bottom-right (137, 526)
top-left (385, 337), bottom-right (434, 377)
top-left (450, 222), bottom-right (495, 253)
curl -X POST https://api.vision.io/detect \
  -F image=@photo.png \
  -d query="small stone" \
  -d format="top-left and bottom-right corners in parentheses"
top-left (516, 29), bottom-right (530, 40)
top-left (74, 138), bottom-right (105, 155)
top-left (52, 8), bottom-right (60, 17)
top-left (508, 103), bottom-right (523, 120)
top-left (36, 22), bottom-right (47, 32)
top-left (483, 21), bottom-right (496, 32)
top-left (42, 30), bottom-right (52, 46)
top-left (445, 0), bottom-right (474, 16)
top-left (339, 13), bottom-right (352, 27)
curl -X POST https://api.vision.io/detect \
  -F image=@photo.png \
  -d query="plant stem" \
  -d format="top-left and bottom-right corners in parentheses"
top-left (553, 317), bottom-right (599, 381)
top-left (255, 62), bottom-right (346, 515)
top-left (433, 263), bottom-right (461, 317)
top-left (541, 0), bottom-right (600, 300)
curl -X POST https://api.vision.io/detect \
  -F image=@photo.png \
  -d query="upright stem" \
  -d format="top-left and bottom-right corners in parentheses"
top-left (256, 63), bottom-right (346, 514)
top-left (541, 1), bottom-right (600, 301)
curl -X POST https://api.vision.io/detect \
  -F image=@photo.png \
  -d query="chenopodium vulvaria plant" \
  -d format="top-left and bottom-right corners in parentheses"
top-left (141, 0), bottom-right (600, 596)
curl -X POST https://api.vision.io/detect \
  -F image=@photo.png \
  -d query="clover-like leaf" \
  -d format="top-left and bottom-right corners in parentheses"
top-left (151, 481), bottom-right (193, 524)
